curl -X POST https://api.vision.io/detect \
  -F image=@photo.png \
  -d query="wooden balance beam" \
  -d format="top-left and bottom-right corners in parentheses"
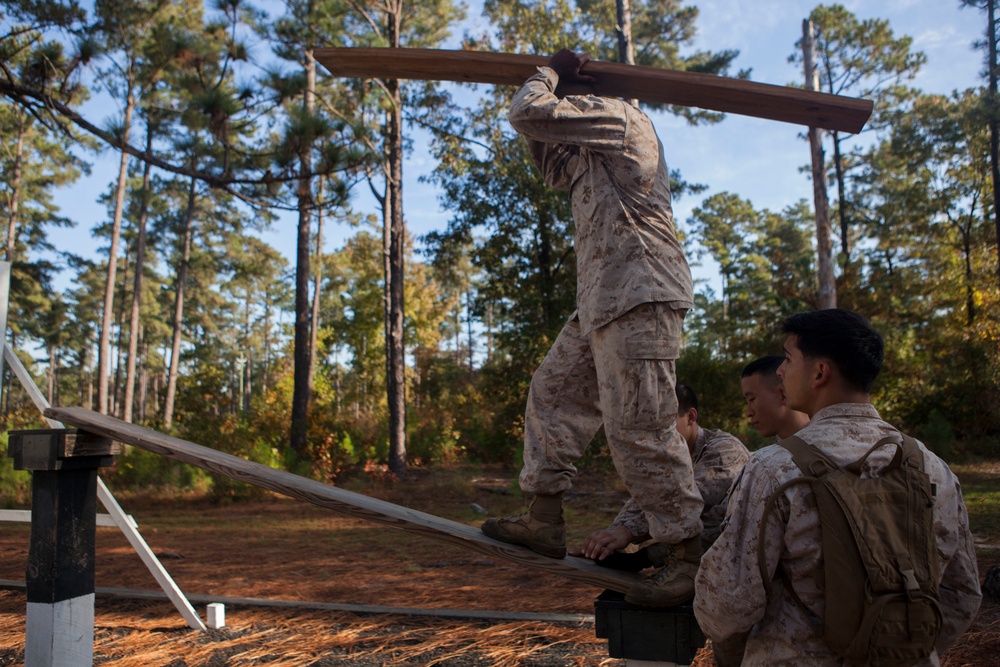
top-left (46, 406), bottom-right (641, 594)
top-left (314, 47), bottom-right (873, 134)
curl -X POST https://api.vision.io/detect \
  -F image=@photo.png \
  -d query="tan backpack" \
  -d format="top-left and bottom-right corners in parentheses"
top-left (758, 434), bottom-right (943, 666)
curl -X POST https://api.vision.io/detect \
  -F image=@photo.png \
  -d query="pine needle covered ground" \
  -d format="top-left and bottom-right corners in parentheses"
top-left (0, 463), bottom-right (995, 665)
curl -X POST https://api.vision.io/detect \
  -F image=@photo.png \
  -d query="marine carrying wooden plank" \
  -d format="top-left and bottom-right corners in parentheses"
top-left (314, 47), bottom-right (873, 134)
top-left (46, 405), bottom-right (641, 594)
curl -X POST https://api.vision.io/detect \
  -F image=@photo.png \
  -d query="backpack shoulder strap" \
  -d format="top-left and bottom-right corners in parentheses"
top-left (757, 436), bottom-right (830, 600)
top-left (758, 436), bottom-right (855, 621)
top-left (898, 433), bottom-right (936, 499)
top-left (781, 435), bottom-right (838, 478)
top-left (900, 433), bottom-right (925, 470)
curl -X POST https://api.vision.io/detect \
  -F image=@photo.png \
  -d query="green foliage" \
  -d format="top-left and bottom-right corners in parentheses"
top-left (794, 4), bottom-right (925, 122)
top-left (0, 433), bottom-right (31, 507)
top-left (179, 410), bottom-right (283, 502)
top-left (0, 0), bottom-right (996, 485)
top-left (873, 315), bottom-right (1000, 460)
top-left (675, 345), bottom-right (757, 447)
top-left (108, 445), bottom-right (210, 492)
top-left (918, 409), bottom-right (955, 459)
top-left (952, 463), bottom-right (1000, 543)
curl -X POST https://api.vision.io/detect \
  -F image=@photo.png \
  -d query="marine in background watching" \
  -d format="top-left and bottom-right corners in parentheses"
top-left (570, 383), bottom-right (749, 578)
top-left (695, 309), bottom-right (981, 666)
top-left (741, 355), bottom-right (810, 441)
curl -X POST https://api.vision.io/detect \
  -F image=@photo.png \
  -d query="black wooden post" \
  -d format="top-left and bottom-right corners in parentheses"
top-left (8, 428), bottom-right (119, 667)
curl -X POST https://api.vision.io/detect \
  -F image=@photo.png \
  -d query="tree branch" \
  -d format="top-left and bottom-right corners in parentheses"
top-left (0, 79), bottom-right (364, 212)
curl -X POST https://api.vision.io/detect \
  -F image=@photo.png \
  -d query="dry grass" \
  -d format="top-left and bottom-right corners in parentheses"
top-left (0, 591), bottom-right (616, 666)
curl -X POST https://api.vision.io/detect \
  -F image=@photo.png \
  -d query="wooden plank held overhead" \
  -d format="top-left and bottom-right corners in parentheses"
top-left (46, 406), bottom-right (642, 595)
top-left (314, 47), bottom-right (873, 134)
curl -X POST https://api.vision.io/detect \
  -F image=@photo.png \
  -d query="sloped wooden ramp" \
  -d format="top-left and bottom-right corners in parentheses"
top-left (46, 406), bottom-right (640, 595)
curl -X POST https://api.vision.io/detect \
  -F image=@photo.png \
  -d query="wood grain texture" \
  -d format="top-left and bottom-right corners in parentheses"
top-left (314, 47), bottom-right (873, 134)
top-left (46, 406), bottom-right (641, 594)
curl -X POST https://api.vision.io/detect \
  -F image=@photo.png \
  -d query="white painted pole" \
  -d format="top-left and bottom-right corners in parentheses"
top-left (96, 477), bottom-right (206, 630)
top-left (3, 344), bottom-right (60, 429)
top-left (0, 509), bottom-right (135, 528)
top-left (26, 596), bottom-right (95, 667)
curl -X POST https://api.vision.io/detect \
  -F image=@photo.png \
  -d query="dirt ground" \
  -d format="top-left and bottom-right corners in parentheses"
top-left (0, 465), bottom-right (997, 666)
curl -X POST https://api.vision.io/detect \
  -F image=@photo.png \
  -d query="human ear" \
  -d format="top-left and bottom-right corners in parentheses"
top-left (812, 360), bottom-right (831, 388)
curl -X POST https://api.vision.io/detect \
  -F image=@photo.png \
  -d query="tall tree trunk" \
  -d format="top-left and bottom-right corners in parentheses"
top-left (163, 177), bottom-right (196, 431)
top-left (152, 366), bottom-right (160, 415)
top-left (98, 90), bottom-right (134, 414)
top-left (240, 298), bottom-right (250, 412)
top-left (988, 0), bottom-right (1000, 289)
top-left (244, 357), bottom-right (252, 412)
top-left (86, 332), bottom-right (95, 410)
top-left (615, 0), bottom-right (635, 65)
top-left (309, 178), bottom-right (324, 399)
top-left (112, 248), bottom-right (130, 417)
top-left (820, 56), bottom-right (850, 265)
top-left (537, 210), bottom-right (557, 331)
top-left (385, 3), bottom-right (407, 477)
top-left (466, 290), bottom-right (473, 375)
top-left (124, 126), bottom-right (154, 423)
top-left (722, 272), bottom-right (729, 320)
top-left (263, 293), bottom-right (273, 395)
top-left (5, 117), bottom-right (26, 262)
top-left (965, 235), bottom-right (976, 326)
top-left (486, 301), bottom-right (493, 363)
top-left (615, 0), bottom-right (638, 107)
top-left (456, 310), bottom-right (462, 365)
top-left (291, 43), bottom-right (317, 460)
top-left (47, 343), bottom-right (56, 405)
top-left (138, 330), bottom-right (148, 422)
top-left (831, 130), bottom-right (848, 262)
top-left (803, 19), bottom-right (837, 309)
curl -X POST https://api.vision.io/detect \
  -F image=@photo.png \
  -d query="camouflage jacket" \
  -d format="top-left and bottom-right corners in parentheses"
top-left (508, 67), bottom-right (693, 334)
top-left (694, 403), bottom-right (982, 666)
top-left (611, 427), bottom-right (749, 547)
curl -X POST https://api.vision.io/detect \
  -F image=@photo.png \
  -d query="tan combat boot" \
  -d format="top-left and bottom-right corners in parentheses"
top-left (624, 535), bottom-right (701, 607)
top-left (480, 492), bottom-right (566, 558)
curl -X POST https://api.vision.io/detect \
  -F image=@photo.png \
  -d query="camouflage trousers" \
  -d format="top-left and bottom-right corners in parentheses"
top-left (519, 302), bottom-right (704, 545)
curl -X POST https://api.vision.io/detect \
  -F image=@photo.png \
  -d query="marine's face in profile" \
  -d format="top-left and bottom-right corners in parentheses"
top-left (741, 373), bottom-right (785, 438)
top-left (778, 334), bottom-right (813, 414)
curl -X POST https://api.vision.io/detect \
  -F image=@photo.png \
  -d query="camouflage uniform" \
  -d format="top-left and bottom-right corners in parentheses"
top-left (610, 427), bottom-right (750, 549)
top-left (694, 403), bottom-right (982, 666)
top-left (509, 67), bottom-right (702, 545)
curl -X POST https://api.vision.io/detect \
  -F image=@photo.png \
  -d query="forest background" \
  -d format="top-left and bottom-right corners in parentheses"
top-left (1, 0), bottom-right (998, 501)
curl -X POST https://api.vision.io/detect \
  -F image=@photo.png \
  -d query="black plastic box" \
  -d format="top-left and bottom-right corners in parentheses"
top-left (594, 589), bottom-right (706, 663)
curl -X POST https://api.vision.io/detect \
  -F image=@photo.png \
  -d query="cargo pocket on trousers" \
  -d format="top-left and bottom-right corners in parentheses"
top-left (622, 338), bottom-right (680, 431)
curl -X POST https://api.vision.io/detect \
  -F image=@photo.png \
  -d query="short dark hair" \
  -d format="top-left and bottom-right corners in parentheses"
top-left (676, 382), bottom-right (698, 414)
top-left (741, 355), bottom-right (785, 383)
top-left (780, 309), bottom-right (884, 393)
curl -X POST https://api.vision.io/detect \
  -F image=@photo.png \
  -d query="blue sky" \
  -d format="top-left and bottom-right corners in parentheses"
top-left (48, 0), bottom-right (986, 296)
